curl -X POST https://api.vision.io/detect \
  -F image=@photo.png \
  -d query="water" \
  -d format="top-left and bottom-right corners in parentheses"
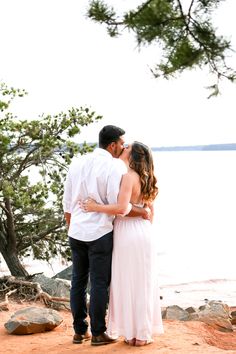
top-left (1, 150), bottom-right (236, 306)
top-left (154, 151), bottom-right (236, 283)
top-left (153, 151), bottom-right (236, 306)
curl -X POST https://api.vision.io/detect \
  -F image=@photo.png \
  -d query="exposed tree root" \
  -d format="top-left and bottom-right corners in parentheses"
top-left (0, 289), bottom-right (17, 311)
top-left (0, 276), bottom-right (70, 311)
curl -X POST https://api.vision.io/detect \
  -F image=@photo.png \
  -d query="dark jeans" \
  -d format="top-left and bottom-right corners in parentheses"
top-left (69, 231), bottom-right (113, 336)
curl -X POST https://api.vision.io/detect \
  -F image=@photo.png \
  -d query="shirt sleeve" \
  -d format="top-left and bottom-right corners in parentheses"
top-left (106, 159), bottom-right (127, 205)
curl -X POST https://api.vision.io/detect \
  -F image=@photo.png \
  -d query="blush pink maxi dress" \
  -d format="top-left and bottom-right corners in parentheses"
top-left (107, 213), bottom-right (164, 341)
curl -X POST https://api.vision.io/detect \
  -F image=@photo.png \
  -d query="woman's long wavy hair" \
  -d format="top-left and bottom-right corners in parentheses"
top-left (129, 141), bottom-right (158, 203)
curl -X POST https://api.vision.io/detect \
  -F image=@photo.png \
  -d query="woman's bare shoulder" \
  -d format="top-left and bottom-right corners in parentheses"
top-left (128, 169), bottom-right (140, 181)
top-left (121, 171), bottom-right (139, 190)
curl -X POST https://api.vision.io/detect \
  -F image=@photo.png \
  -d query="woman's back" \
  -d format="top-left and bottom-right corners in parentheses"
top-left (108, 168), bottom-right (164, 341)
top-left (128, 169), bottom-right (143, 205)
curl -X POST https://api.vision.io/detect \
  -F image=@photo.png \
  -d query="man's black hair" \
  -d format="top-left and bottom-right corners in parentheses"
top-left (99, 125), bottom-right (125, 149)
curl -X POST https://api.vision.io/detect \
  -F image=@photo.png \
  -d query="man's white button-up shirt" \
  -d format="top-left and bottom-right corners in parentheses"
top-left (63, 148), bottom-right (127, 241)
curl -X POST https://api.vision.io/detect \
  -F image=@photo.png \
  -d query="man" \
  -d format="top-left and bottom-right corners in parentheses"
top-left (63, 125), bottom-right (149, 346)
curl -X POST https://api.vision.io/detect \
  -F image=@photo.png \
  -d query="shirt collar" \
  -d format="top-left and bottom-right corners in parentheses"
top-left (94, 147), bottom-right (113, 159)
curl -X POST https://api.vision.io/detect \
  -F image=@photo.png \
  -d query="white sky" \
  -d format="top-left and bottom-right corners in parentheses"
top-left (1, 0), bottom-right (236, 147)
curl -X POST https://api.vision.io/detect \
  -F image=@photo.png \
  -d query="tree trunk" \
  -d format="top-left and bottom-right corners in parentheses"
top-left (0, 247), bottom-right (28, 277)
top-left (0, 198), bottom-right (29, 277)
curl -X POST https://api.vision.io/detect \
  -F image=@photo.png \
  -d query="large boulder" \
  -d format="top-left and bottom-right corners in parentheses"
top-left (195, 301), bottom-right (233, 332)
top-left (32, 274), bottom-right (71, 310)
top-left (32, 274), bottom-right (71, 298)
top-left (52, 265), bottom-right (72, 281)
top-left (4, 307), bottom-right (63, 335)
top-left (162, 305), bottom-right (190, 321)
top-left (52, 266), bottom-right (91, 294)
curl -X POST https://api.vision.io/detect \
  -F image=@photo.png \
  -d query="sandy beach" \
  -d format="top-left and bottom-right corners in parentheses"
top-left (1, 301), bottom-right (236, 354)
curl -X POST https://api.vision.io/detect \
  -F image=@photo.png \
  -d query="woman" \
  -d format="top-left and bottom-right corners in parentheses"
top-left (81, 141), bottom-right (164, 346)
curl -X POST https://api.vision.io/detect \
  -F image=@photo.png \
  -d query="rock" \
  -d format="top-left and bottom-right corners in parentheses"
top-left (230, 311), bottom-right (236, 325)
top-left (187, 307), bottom-right (200, 321)
top-left (161, 307), bottom-right (167, 319)
top-left (197, 301), bottom-right (233, 332)
top-left (199, 304), bottom-right (208, 311)
top-left (32, 274), bottom-right (71, 298)
top-left (52, 267), bottom-right (91, 294)
top-left (162, 301), bottom-right (233, 332)
top-left (52, 265), bottom-right (72, 281)
top-left (185, 306), bottom-right (196, 314)
top-left (31, 274), bottom-right (91, 310)
top-left (207, 300), bottom-right (230, 316)
top-left (4, 307), bottom-right (63, 335)
top-left (31, 274), bottom-right (71, 310)
top-left (198, 315), bottom-right (233, 332)
top-left (188, 312), bottom-right (200, 320)
top-left (164, 305), bottom-right (190, 321)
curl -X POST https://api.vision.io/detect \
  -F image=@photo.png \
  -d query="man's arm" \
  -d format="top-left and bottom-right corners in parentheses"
top-left (127, 205), bottom-right (151, 220)
top-left (83, 174), bottom-right (132, 215)
top-left (64, 212), bottom-right (71, 227)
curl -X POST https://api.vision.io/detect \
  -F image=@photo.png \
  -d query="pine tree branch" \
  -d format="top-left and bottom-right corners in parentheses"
top-left (17, 224), bottom-right (64, 251)
top-left (12, 145), bottom-right (39, 180)
top-left (0, 202), bottom-right (9, 215)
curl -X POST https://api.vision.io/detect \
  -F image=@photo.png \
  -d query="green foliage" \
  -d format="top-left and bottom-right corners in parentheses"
top-left (88, 0), bottom-right (116, 23)
top-left (0, 83), bottom-right (102, 265)
top-left (88, 1), bottom-right (119, 36)
top-left (0, 83), bottom-right (27, 111)
top-left (87, 0), bottom-right (236, 95)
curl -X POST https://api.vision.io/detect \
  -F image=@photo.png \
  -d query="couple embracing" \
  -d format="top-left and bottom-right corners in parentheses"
top-left (63, 125), bottom-right (164, 347)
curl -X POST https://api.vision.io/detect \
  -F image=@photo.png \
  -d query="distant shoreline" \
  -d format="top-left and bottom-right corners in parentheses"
top-left (62, 143), bottom-right (236, 152)
top-left (151, 143), bottom-right (236, 151)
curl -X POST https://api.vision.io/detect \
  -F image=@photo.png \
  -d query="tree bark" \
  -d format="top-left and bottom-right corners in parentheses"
top-left (0, 245), bottom-right (28, 277)
top-left (0, 198), bottom-right (28, 277)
